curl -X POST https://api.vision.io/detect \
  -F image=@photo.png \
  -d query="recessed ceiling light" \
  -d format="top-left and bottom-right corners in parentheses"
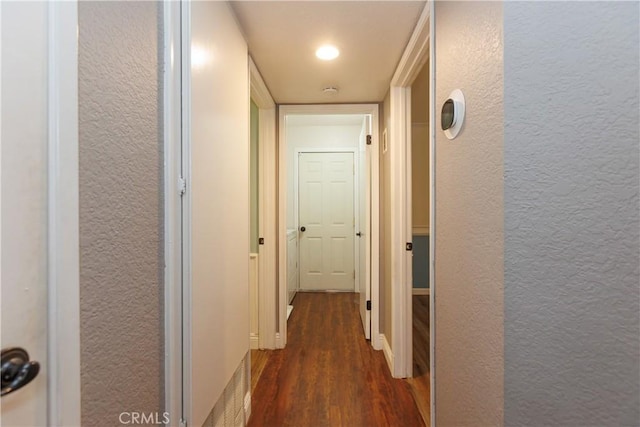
top-left (316, 45), bottom-right (340, 61)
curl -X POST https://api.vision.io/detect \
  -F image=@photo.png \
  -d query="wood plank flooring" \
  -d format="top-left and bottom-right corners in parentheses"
top-left (248, 292), bottom-right (425, 427)
top-left (251, 349), bottom-right (270, 394)
top-left (407, 295), bottom-right (431, 425)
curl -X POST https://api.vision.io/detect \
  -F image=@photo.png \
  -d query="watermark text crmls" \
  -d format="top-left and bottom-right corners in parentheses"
top-left (119, 412), bottom-right (170, 425)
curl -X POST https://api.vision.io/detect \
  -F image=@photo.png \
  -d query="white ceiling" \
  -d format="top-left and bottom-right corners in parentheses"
top-left (231, 1), bottom-right (427, 104)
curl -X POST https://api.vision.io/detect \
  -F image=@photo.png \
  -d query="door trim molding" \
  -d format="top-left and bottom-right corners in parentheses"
top-left (388, 1), bottom-right (431, 382)
top-left (278, 104), bottom-right (381, 350)
top-left (250, 57), bottom-right (278, 349)
top-left (47, 2), bottom-right (81, 424)
top-left (294, 148), bottom-right (359, 293)
top-left (163, 1), bottom-right (183, 425)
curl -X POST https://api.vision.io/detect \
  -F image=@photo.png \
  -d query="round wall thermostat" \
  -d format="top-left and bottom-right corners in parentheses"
top-left (441, 89), bottom-right (465, 139)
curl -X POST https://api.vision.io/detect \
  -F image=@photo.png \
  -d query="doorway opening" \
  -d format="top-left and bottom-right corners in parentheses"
top-left (278, 105), bottom-right (381, 350)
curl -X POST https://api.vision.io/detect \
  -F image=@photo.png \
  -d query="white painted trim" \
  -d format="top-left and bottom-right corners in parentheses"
top-left (163, 2), bottom-right (183, 425)
top-left (250, 57), bottom-right (275, 109)
top-left (412, 288), bottom-right (430, 296)
top-left (278, 104), bottom-right (381, 351)
top-left (251, 60), bottom-right (278, 350)
top-left (381, 334), bottom-right (394, 374)
top-left (275, 332), bottom-right (283, 349)
top-left (412, 226), bottom-right (430, 236)
top-left (358, 117), bottom-right (368, 304)
top-left (428, 1), bottom-right (436, 423)
top-left (47, 2), bottom-right (81, 424)
top-left (389, 86), bottom-right (412, 379)
top-left (389, 2), bottom-right (431, 380)
top-left (249, 335), bottom-right (259, 350)
top-left (180, 0), bottom-right (194, 423)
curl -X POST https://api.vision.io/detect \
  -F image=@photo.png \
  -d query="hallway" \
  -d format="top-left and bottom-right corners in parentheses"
top-left (249, 293), bottom-right (425, 427)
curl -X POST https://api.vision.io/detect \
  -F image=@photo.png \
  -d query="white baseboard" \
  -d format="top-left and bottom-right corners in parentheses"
top-left (275, 332), bottom-right (284, 349)
top-left (381, 334), bottom-right (394, 374)
top-left (412, 288), bottom-right (430, 296)
top-left (250, 333), bottom-right (259, 350)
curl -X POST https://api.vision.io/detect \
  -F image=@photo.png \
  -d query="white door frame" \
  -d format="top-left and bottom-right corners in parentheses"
top-left (278, 104), bottom-right (381, 350)
top-left (388, 2), bottom-right (429, 380)
top-left (387, 1), bottom-right (434, 423)
top-left (162, 1), bottom-right (183, 425)
top-left (294, 148), bottom-right (359, 292)
top-left (1, 0), bottom-right (83, 422)
top-left (46, 2), bottom-right (81, 424)
top-left (250, 58), bottom-right (278, 350)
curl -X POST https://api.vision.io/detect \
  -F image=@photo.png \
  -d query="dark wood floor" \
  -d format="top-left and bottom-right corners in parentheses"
top-left (251, 349), bottom-right (270, 394)
top-left (407, 295), bottom-right (430, 425)
top-left (249, 292), bottom-right (425, 427)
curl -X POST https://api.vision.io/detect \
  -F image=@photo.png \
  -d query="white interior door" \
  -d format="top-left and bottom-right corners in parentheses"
top-left (359, 117), bottom-right (371, 339)
top-left (298, 152), bottom-right (355, 291)
top-left (1, 2), bottom-right (50, 424)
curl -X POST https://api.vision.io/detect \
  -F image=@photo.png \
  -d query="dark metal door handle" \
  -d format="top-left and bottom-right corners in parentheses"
top-left (1, 347), bottom-right (40, 397)
top-left (356, 232), bottom-right (362, 237)
top-left (300, 226), bottom-right (306, 232)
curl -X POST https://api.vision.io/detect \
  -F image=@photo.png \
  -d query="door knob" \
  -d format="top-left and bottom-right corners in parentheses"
top-left (356, 232), bottom-right (362, 237)
top-left (300, 226), bottom-right (306, 232)
top-left (1, 347), bottom-right (40, 397)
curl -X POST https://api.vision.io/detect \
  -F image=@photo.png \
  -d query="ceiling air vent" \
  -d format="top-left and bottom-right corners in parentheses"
top-left (322, 86), bottom-right (339, 96)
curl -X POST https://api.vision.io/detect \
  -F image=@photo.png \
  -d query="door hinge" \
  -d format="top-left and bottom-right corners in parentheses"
top-left (366, 300), bottom-right (371, 311)
top-left (406, 242), bottom-right (413, 251)
top-left (366, 134), bottom-right (372, 145)
top-left (258, 237), bottom-right (265, 245)
top-left (179, 419), bottom-right (187, 427)
top-left (178, 176), bottom-right (186, 196)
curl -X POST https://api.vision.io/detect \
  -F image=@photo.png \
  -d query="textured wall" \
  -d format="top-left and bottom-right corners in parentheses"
top-left (504, 3), bottom-right (640, 426)
top-left (433, 2), bottom-right (504, 425)
top-left (78, 2), bottom-right (163, 425)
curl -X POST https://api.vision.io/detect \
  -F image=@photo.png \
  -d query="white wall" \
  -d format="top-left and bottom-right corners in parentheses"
top-left (188, 2), bottom-right (250, 426)
top-left (286, 122), bottom-right (363, 229)
top-left (503, 2), bottom-right (640, 425)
